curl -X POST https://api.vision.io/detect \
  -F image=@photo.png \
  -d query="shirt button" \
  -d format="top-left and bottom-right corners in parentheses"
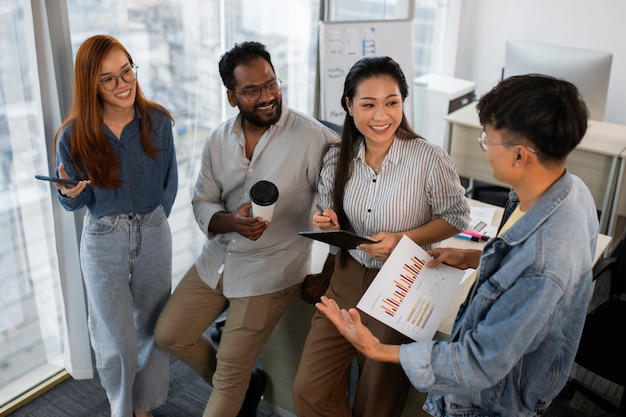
top-left (373, 178), bottom-right (377, 183)
top-left (367, 209), bottom-right (372, 213)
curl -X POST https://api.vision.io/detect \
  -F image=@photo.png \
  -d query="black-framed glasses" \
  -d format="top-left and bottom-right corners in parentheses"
top-left (98, 64), bottom-right (138, 92)
top-left (478, 131), bottom-right (537, 154)
top-left (231, 78), bottom-right (282, 101)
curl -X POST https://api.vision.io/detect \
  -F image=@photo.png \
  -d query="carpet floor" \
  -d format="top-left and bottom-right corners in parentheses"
top-left (6, 355), bottom-right (278, 417)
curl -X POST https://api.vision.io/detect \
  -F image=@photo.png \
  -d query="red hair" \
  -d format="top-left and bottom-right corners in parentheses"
top-left (54, 34), bottom-right (173, 188)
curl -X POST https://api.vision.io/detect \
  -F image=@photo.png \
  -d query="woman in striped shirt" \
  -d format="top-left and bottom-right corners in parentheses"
top-left (293, 56), bottom-right (469, 417)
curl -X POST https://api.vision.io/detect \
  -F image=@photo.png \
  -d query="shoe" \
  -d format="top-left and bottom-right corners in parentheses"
top-left (209, 318), bottom-right (226, 344)
top-left (236, 368), bottom-right (266, 417)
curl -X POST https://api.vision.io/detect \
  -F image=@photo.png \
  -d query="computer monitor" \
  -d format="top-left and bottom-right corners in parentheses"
top-left (503, 40), bottom-right (613, 120)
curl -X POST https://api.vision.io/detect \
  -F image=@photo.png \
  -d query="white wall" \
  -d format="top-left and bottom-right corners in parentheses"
top-left (454, 0), bottom-right (626, 124)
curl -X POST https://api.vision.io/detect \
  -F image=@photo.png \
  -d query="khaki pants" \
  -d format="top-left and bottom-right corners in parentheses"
top-left (154, 264), bottom-right (299, 417)
top-left (293, 254), bottom-right (412, 417)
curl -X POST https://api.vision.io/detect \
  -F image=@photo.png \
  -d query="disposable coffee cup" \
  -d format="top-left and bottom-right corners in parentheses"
top-left (250, 180), bottom-right (279, 222)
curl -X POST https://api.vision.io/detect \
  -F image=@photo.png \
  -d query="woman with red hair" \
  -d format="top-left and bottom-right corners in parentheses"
top-left (53, 34), bottom-right (178, 417)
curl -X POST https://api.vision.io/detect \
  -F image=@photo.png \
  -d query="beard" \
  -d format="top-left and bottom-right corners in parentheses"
top-left (238, 98), bottom-right (283, 127)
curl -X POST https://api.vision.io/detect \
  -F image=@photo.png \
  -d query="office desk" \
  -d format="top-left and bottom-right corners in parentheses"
top-left (261, 199), bottom-right (611, 417)
top-left (445, 102), bottom-right (626, 234)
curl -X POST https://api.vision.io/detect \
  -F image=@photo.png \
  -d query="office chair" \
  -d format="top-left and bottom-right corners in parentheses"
top-left (317, 119), bottom-right (343, 135)
top-left (468, 179), bottom-right (510, 207)
top-left (565, 233), bottom-right (626, 416)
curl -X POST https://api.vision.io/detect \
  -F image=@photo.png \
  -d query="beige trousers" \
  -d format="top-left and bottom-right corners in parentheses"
top-left (293, 254), bottom-right (412, 417)
top-left (154, 264), bottom-right (299, 417)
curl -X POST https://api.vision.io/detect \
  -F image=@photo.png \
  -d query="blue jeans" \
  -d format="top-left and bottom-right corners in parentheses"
top-left (80, 206), bottom-right (171, 417)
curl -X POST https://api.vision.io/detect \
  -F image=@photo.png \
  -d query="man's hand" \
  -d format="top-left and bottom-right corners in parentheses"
top-left (210, 202), bottom-right (269, 240)
top-left (316, 296), bottom-right (400, 363)
top-left (232, 203), bottom-right (269, 240)
top-left (426, 247), bottom-right (482, 270)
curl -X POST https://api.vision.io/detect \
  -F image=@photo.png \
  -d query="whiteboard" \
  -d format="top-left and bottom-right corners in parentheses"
top-left (319, 20), bottom-right (414, 127)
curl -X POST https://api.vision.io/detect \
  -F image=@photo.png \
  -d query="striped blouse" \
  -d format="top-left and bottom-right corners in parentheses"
top-left (317, 136), bottom-right (470, 268)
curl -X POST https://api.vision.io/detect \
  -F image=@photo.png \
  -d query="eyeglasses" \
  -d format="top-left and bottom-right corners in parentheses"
top-left (98, 64), bottom-right (138, 92)
top-left (478, 131), bottom-right (537, 154)
top-left (231, 78), bottom-right (282, 101)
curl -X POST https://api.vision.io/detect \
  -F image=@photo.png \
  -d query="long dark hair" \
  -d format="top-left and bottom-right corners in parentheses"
top-left (333, 56), bottom-right (420, 247)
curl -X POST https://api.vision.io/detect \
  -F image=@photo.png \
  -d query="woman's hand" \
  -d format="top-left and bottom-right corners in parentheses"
top-left (356, 231), bottom-right (400, 261)
top-left (313, 207), bottom-right (339, 230)
top-left (55, 162), bottom-right (90, 198)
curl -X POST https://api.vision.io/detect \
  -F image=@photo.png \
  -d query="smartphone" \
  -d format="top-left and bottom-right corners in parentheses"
top-left (35, 174), bottom-right (80, 186)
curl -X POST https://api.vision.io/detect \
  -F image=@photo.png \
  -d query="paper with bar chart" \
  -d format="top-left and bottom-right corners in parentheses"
top-left (357, 235), bottom-right (464, 341)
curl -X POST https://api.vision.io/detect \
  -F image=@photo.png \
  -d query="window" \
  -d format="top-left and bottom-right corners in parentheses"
top-left (0, 0), bottom-right (66, 405)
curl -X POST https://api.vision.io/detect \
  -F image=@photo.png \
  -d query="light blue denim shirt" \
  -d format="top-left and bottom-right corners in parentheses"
top-left (55, 108), bottom-right (178, 218)
top-left (399, 172), bottom-right (598, 417)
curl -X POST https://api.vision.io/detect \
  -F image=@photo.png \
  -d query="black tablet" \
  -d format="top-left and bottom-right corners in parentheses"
top-left (299, 230), bottom-right (378, 249)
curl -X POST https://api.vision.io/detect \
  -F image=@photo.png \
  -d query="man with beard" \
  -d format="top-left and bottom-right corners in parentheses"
top-left (154, 41), bottom-right (338, 417)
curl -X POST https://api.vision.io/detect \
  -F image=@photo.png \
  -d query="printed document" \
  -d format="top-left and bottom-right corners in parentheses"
top-left (357, 235), bottom-right (464, 341)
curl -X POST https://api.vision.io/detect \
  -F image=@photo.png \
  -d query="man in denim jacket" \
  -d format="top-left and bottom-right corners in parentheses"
top-left (316, 74), bottom-right (598, 416)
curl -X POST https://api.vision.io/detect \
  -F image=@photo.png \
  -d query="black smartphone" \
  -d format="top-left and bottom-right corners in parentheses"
top-left (35, 174), bottom-right (80, 186)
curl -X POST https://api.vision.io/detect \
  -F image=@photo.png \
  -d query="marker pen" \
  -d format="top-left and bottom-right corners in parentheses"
top-left (455, 233), bottom-right (480, 242)
top-left (461, 230), bottom-right (491, 241)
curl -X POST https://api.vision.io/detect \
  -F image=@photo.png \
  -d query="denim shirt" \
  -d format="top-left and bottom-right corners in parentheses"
top-left (56, 107), bottom-right (178, 218)
top-left (399, 172), bottom-right (598, 417)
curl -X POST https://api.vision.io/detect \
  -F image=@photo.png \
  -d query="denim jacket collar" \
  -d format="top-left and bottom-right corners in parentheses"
top-left (498, 171), bottom-right (572, 246)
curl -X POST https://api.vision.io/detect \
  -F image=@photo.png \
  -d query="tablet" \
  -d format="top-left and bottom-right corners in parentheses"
top-left (299, 230), bottom-right (378, 249)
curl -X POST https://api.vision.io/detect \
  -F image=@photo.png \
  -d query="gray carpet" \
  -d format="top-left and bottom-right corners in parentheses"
top-left (7, 319), bottom-right (278, 417)
top-left (6, 355), bottom-right (278, 417)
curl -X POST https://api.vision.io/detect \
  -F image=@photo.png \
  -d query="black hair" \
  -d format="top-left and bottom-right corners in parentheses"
top-left (218, 41), bottom-right (275, 91)
top-left (476, 74), bottom-right (588, 162)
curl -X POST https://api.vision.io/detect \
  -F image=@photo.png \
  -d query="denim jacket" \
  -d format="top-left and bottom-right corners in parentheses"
top-left (399, 172), bottom-right (598, 416)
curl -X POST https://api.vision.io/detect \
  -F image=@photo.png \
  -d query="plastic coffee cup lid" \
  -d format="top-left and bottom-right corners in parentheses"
top-left (250, 180), bottom-right (279, 206)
